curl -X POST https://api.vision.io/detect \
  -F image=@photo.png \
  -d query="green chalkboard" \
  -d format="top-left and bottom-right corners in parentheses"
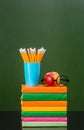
top-left (0, 0), bottom-right (84, 111)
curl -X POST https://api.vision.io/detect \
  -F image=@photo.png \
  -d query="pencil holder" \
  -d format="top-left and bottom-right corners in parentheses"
top-left (24, 62), bottom-right (41, 86)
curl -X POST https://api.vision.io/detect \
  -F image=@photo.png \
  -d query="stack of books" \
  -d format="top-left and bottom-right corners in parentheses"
top-left (21, 84), bottom-right (67, 127)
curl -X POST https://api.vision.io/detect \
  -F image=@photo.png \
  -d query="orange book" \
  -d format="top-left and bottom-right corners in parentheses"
top-left (21, 84), bottom-right (67, 93)
top-left (21, 101), bottom-right (67, 107)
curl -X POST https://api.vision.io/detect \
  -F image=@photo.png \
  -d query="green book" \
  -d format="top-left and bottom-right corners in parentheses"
top-left (21, 93), bottom-right (67, 101)
top-left (22, 122), bottom-right (67, 127)
top-left (21, 111), bottom-right (67, 117)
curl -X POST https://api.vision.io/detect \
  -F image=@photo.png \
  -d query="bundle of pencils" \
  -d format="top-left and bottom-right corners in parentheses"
top-left (19, 47), bottom-right (46, 63)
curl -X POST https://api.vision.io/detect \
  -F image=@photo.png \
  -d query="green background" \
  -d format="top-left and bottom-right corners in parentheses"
top-left (0, 0), bottom-right (84, 111)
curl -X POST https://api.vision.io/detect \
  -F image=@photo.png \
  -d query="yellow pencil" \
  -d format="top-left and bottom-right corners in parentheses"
top-left (33, 48), bottom-right (36, 62)
top-left (27, 48), bottom-right (33, 62)
top-left (30, 48), bottom-right (35, 62)
top-left (19, 52), bottom-right (25, 62)
top-left (39, 52), bottom-right (44, 62)
top-left (22, 52), bottom-right (29, 62)
top-left (19, 48), bottom-right (25, 62)
top-left (36, 49), bottom-right (40, 62)
top-left (39, 48), bottom-right (46, 62)
top-left (19, 48), bottom-right (29, 62)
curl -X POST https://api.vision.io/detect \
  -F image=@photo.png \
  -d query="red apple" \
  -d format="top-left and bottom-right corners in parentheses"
top-left (44, 71), bottom-right (60, 86)
top-left (44, 75), bottom-right (53, 86)
top-left (52, 81), bottom-right (58, 86)
top-left (45, 72), bottom-right (59, 80)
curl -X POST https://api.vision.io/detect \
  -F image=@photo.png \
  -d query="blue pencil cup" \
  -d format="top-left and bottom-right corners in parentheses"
top-left (24, 62), bottom-right (41, 86)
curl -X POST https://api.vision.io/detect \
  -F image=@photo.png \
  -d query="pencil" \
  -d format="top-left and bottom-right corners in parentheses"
top-left (36, 49), bottom-right (40, 62)
top-left (19, 48), bottom-right (29, 62)
top-left (39, 48), bottom-right (46, 62)
top-left (27, 48), bottom-right (32, 62)
top-left (30, 48), bottom-right (36, 62)
top-left (33, 48), bottom-right (36, 62)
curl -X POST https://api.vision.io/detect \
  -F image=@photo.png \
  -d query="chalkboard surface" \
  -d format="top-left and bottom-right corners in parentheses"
top-left (0, 0), bottom-right (84, 111)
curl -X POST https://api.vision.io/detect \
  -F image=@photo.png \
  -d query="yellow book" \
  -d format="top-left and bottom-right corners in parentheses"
top-left (22, 107), bottom-right (67, 112)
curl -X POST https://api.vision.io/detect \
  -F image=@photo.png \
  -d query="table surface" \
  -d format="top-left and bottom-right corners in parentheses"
top-left (0, 111), bottom-right (84, 130)
top-left (22, 127), bottom-right (67, 130)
